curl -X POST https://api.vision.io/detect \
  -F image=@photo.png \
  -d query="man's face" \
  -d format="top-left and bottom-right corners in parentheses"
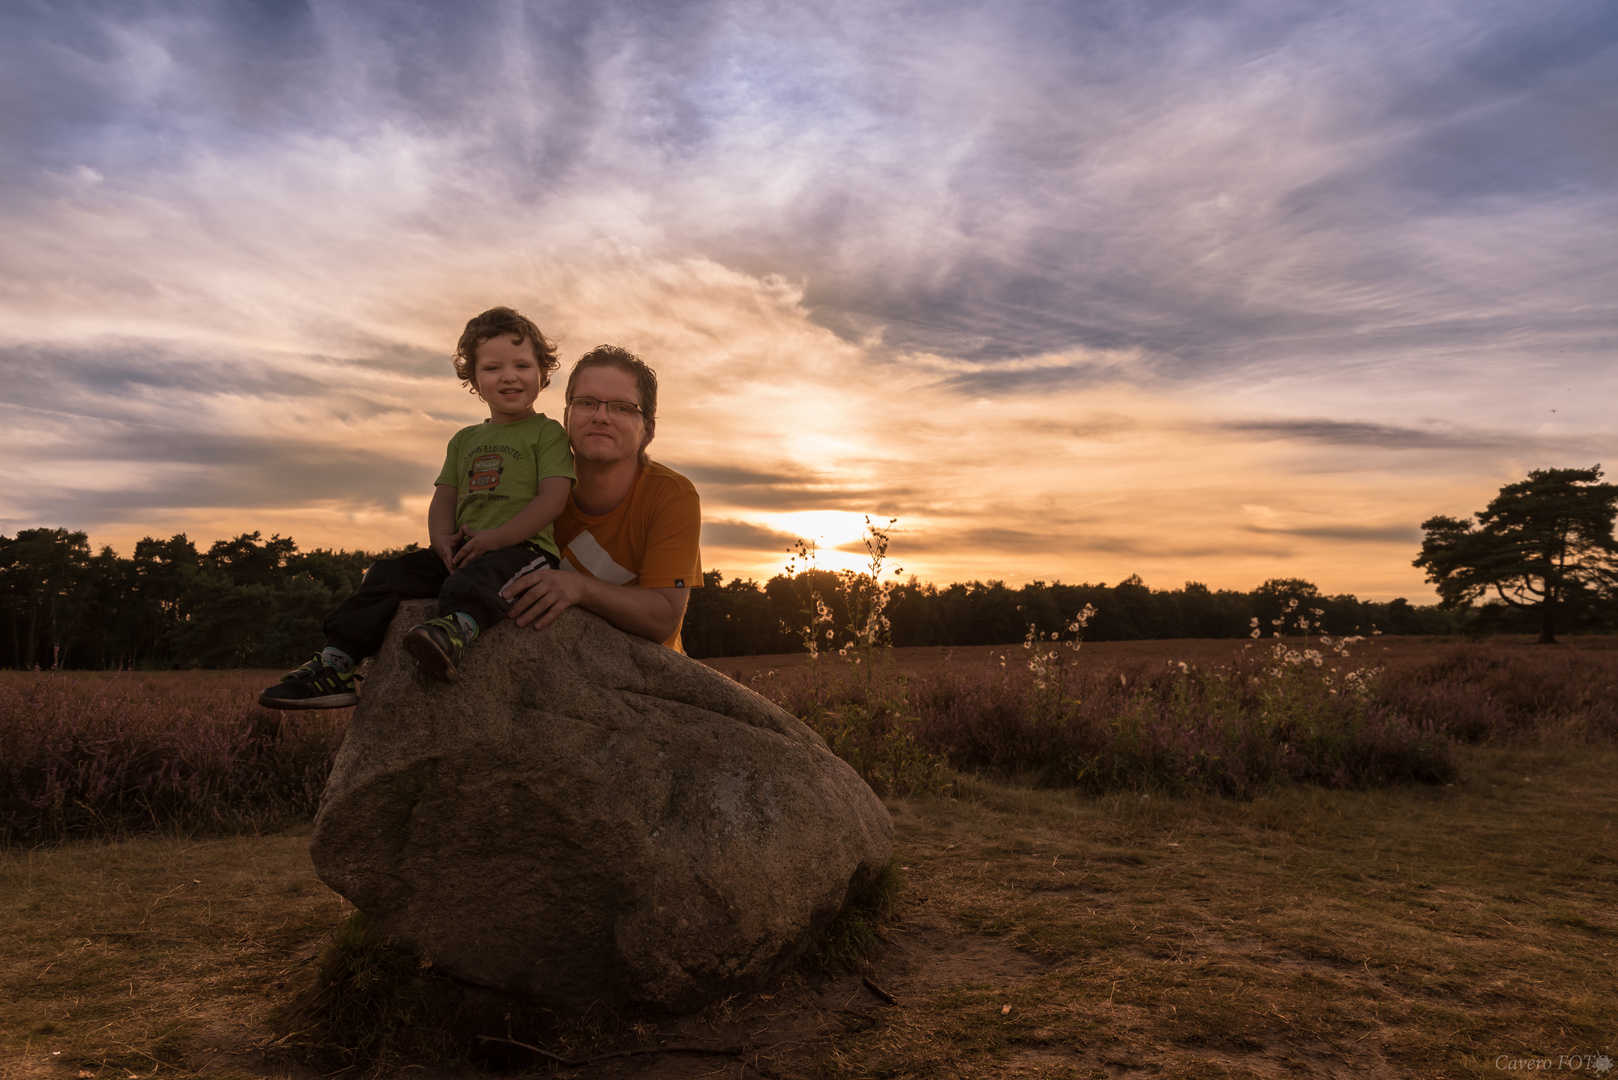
top-left (566, 366), bottom-right (650, 465)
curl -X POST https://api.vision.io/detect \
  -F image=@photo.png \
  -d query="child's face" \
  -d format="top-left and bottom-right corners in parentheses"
top-left (473, 334), bottom-right (541, 424)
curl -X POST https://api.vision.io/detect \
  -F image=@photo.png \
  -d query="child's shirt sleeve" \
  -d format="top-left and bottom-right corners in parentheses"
top-left (435, 427), bottom-right (466, 488)
top-left (531, 416), bottom-right (575, 488)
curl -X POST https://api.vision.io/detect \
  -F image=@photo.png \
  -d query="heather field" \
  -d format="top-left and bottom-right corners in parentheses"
top-left (0, 671), bottom-right (345, 847)
top-left (728, 634), bottom-right (1618, 799)
top-left (5, 636), bottom-right (1618, 847)
top-left (1, 637), bottom-right (1616, 1078)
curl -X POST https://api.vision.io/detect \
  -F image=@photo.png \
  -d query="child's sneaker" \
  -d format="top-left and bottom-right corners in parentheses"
top-left (258, 655), bottom-right (359, 710)
top-left (403, 616), bottom-right (467, 683)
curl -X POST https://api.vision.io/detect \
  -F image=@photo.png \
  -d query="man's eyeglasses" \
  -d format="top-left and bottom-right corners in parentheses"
top-left (568, 396), bottom-right (645, 419)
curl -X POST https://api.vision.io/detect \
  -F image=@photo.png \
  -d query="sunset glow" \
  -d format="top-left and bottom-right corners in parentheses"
top-left (3, 2), bottom-right (1615, 601)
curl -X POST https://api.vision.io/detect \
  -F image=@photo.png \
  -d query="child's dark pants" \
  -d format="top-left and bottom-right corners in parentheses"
top-left (321, 544), bottom-right (559, 661)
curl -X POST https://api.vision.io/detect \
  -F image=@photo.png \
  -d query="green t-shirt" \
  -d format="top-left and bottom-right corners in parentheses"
top-left (435, 414), bottom-right (575, 558)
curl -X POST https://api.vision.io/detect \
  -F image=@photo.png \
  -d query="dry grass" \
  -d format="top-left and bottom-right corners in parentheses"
top-left (836, 742), bottom-right (1617, 1079)
top-left (0, 826), bottom-right (350, 1080)
top-left (2, 742), bottom-right (1613, 1079)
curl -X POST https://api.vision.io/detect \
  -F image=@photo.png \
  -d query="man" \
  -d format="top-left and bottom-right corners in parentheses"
top-left (499, 345), bottom-right (703, 651)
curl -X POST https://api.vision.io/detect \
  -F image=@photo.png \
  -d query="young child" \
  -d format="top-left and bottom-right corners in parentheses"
top-left (258, 306), bottom-right (575, 708)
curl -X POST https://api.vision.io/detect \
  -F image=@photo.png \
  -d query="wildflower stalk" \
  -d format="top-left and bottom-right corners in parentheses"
top-left (779, 518), bottom-right (949, 796)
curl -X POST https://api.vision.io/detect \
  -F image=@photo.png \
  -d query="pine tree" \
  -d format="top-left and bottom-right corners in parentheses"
top-left (1415, 466), bottom-right (1618, 643)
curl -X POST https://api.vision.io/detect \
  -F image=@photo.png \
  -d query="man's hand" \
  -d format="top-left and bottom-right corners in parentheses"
top-left (503, 567), bottom-right (690, 641)
top-left (430, 527), bottom-right (467, 572)
top-left (451, 526), bottom-right (510, 568)
top-left (501, 567), bottom-right (589, 630)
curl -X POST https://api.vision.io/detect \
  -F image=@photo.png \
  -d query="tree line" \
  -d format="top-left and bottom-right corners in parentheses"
top-left (0, 529), bottom-right (377, 671)
top-left (0, 525), bottom-right (1488, 671)
top-left (7, 466), bottom-right (1612, 668)
top-left (682, 570), bottom-right (1478, 658)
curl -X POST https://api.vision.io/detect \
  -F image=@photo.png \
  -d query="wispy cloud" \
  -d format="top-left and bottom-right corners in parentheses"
top-left (1, 0), bottom-right (1615, 598)
top-left (699, 518), bottom-right (801, 556)
top-left (1213, 419), bottom-right (1512, 451)
top-left (1243, 523), bottom-right (1424, 545)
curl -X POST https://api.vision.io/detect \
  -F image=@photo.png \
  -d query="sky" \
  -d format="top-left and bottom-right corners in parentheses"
top-left (2, 0), bottom-right (1615, 600)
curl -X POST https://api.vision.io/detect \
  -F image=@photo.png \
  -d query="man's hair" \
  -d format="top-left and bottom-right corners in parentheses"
top-left (453, 307), bottom-right (560, 389)
top-left (565, 345), bottom-right (659, 452)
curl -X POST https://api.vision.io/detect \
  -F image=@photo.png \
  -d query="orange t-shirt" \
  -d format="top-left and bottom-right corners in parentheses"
top-left (553, 461), bottom-right (703, 651)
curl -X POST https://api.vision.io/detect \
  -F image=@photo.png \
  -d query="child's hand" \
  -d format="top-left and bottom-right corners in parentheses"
top-left (452, 527), bottom-right (506, 568)
top-left (430, 527), bottom-right (467, 572)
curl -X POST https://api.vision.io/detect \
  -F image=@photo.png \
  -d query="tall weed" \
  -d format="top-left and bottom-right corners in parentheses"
top-left (760, 581), bottom-right (1459, 797)
top-left (757, 645), bottom-right (1462, 798)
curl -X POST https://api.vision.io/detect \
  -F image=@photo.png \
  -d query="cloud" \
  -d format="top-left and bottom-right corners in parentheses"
top-left (880, 527), bottom-right (1291, 564)
top-left (1242, 523), bottom-right (1423, 544)
top-left (8, 0), bottom-right (1615, 379)
top-left (1214, 419), bottom-right (1510, 451)
top-left (2, 0), bottom-right (1615, 603)
top-left (673, 461), bottom-right (910, 514)
top-left (0, 409), bottom-right (430, 523)
top-left (699, 517), bottom-right (800, 553)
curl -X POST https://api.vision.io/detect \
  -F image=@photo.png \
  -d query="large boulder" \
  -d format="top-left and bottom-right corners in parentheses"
top-left (310, 600), bottom-right (893, 1013)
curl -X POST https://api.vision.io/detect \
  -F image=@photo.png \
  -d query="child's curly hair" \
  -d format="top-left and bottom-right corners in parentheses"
top-left (453, 307), bottom-right (561, 389)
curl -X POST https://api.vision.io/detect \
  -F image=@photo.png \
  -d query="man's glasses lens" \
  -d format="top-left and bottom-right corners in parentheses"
top-left (570, 397), bottom-right (642, 417)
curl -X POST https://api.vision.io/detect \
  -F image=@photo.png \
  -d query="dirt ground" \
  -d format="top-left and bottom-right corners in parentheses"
top-left (4, 737), bottom-right (1613, 1080)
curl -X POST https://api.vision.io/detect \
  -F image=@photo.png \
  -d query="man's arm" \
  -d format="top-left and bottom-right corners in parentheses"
top-left (500, 571), bottom-right (689, 641)
top-left (452, 476), bottom-right (572, 566)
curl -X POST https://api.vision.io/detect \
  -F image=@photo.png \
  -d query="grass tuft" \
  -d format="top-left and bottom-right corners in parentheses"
top-left (806, 858), bottom-right (903, 976)
top-left (268, 910), bottom-right (456, 1073)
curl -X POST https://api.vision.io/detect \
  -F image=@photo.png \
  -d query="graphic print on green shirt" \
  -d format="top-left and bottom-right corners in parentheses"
top-left (434, 413), bottom-right (575, 557)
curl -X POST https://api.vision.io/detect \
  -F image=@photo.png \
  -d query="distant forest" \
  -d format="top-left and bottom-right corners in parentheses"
top-left (1, 526), bottom-right (1600, 671)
